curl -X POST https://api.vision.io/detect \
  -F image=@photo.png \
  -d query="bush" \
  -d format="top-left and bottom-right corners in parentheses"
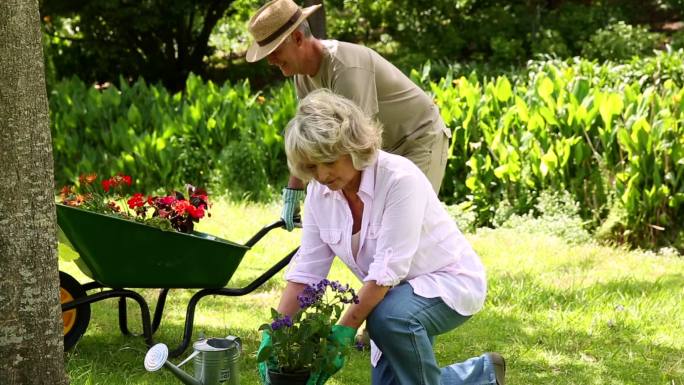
top-left (416, 51), bottom-right (684, 252)
top-left (581, 21), bottom-right (663, 61)
top-left (500, 190), bottom-right (592, 245)
top-left (51, 51), bottom-right (684, 252)
top-left (50, 74), bottom-right (295, 198)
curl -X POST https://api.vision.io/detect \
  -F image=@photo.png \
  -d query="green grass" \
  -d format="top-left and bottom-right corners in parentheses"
top-left (61, 199), bottom-right (684, 384)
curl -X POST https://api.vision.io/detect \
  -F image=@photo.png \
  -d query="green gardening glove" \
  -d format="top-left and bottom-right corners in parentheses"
top-left (257, 331), bottom-right (278, 385)
top-left (280, 188), bottom-right (305, 231)
top-left (307, 325), bottom-right (357, 385)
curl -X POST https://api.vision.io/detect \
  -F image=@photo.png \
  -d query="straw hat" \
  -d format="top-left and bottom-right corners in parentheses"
top-left (246, 0), bottom-right (322, 62)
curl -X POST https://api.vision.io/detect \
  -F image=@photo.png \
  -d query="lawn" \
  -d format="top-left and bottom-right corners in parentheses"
top-left (60, 199), bottom-right (684, 385)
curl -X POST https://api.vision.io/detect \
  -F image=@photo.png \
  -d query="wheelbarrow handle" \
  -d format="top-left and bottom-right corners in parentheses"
top-left (243, 215), bottom-right (302, 248)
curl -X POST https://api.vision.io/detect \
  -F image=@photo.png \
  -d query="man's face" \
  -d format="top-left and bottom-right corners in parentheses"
top-left (266, 35), bottom-right (301, 76)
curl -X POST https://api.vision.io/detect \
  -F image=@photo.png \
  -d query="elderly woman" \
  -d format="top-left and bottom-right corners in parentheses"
top-left (261, 89), bottom-right (506, 385)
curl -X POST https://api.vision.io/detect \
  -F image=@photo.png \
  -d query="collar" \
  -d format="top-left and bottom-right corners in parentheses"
top-left (320, 154), bottom-right (378, 200)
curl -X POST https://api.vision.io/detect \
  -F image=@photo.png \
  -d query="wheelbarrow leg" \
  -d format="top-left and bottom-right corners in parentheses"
top-left (64, 289), bottom-right (155, 348)
top-left (168, 289), bottom-right (212, 358)
top-left (118, 288), bottom-right (168, 336)
top-left (118, 296), bottom-right (131, 336)
top-left (151, 289), bottom-right (169, 334)
top-left (167, 248), bottom-right (298, 358)
top-left (112, 290), bottom-right (154, 347)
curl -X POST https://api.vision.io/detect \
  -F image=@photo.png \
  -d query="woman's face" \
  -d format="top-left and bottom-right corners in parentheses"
top-left (305, 154), bottom-right (361, 193)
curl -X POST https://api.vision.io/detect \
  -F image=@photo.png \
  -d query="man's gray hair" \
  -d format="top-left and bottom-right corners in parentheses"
top-left (297, 19), bottom-right (312, 38)
top-left (284, 89), bottom-right (383, 182)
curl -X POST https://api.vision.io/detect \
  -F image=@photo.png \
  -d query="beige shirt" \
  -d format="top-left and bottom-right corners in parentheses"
top-left (294, 40), bottom-right (450, 153)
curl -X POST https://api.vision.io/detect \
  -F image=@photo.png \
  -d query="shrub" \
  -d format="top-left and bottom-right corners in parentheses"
top-left (581, 21), bottom-right (663, 61)
top-left (50, 74), bottom-right (295, 198)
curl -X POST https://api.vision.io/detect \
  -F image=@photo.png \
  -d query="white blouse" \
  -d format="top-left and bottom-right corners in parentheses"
top-left (284, 151), bottom-right (487, 364)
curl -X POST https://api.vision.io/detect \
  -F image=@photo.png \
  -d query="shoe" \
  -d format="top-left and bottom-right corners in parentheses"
top-left (485, 352), bottom-right (506, 385)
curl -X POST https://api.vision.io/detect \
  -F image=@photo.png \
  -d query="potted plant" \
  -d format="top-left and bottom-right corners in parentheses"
top-left (257, 279), bottom-right (359, 385)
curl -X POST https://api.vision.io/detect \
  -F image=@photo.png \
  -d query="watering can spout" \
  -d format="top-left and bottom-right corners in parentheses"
top-left (145, 343), bottom-right (203, 385)
top-left (163, 360), bottom-right (203, 385)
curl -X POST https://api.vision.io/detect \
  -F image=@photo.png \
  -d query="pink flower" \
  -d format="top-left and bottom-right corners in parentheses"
top-left (158, 196), bottom-right (176, 205)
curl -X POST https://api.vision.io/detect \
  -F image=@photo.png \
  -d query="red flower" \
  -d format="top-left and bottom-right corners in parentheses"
top-left (60, 185), bottom-right (72, 196)
top-left (121, 175), bottom-right (132, 186)
top-left (188, 205), bottom-right (205, 219)
top-left (127, 193), bottom-right (145, 209)
top-left (172, 200), bottom-right (192, 216)
top-left (102, 179), bottom-right (112, 192)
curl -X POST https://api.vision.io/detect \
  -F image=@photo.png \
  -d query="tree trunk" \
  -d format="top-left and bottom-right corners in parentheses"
top-left (304, 0), bottom-right (327, 39)
top-left (0, 0), bottom-right (68, 384)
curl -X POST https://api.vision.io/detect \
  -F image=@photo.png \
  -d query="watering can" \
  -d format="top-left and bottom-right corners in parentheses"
top-left (144, 336), bottom-right (241, 385)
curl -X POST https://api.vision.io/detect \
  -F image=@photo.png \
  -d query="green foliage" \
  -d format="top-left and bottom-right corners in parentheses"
top-left (323, 0), bottom-right (664, 71)
top-left (51, 51), bottom-right (684, 251)
top-left (581, 21), bottom-right (664, 62)
top-left (416, 51), bottom-right (684, 251)
top-left (499, 190), bottom-right (593, 245)
top-left (40, 0), bottom-right (235, 90)
top-left (669, 29), bottom-right (684, 50)
top-left (50, 74), bottom-right (295, 199)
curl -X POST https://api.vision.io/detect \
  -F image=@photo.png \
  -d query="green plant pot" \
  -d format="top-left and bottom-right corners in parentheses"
top-left (268, 369), bottom-right (311, 385)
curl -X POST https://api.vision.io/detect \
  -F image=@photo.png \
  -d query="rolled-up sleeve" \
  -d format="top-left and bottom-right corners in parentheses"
top-left (284, 190), bottom-right (335, 284)
top-left (364, 172), bottom-right (427, 286)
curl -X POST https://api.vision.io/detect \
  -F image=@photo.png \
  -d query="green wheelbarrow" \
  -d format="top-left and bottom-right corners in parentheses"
top-left (57, 203), bottom-right (297, 357)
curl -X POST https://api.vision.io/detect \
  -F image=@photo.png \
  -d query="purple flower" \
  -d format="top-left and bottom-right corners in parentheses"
top-left (297, 282), bottom-right (326, 309)
top-left (271, 315), bottom-right (293, 331)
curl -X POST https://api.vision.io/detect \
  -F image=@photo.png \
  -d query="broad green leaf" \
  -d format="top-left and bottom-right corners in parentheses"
top-left (617, 128), bottom-right (635, 153)
top-left (207, 117), bottom-right (217, 130)
top-left (515, 96), bottom-right (529, 122)
top-left (537, 77), bottom-right (554, 99)
top-left (494, 164), bottom-right (509, 179)
top-left (495, 77), bottom-right (512, 102)
top-left (127, 104), bottom-right (142, 126)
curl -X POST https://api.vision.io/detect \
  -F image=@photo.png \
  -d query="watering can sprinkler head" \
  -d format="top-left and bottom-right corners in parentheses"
top-left (145, 343), bottom-right (202, 385)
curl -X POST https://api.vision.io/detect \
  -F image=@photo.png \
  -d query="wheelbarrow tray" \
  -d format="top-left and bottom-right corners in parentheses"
top-left (56, 204), bottom-right (249, 288)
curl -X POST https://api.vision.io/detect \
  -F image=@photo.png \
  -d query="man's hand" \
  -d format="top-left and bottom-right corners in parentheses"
top-left (307, 325), bottom-right (357, 385)
top-left (257, 331), bottom-right (277, 385)
top-left (280, 188), bottom-right (304, 231)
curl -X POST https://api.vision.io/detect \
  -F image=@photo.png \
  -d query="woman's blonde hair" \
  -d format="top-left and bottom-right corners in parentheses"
top-left (284, 89), bottom-right (383, 181)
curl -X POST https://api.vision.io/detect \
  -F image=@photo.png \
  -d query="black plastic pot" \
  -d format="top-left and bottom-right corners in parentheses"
top-left (268, 369), bottom-right (311, 385)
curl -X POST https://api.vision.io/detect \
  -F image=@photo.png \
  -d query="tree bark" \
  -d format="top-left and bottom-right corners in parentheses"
top-left (304, 0), bottom-right (327, 39)
top-left (0, 0), bottom-right (68, 384)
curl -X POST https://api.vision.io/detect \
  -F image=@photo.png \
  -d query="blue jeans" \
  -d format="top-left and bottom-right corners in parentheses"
top-left (367, 283), bottom-right (497, 385)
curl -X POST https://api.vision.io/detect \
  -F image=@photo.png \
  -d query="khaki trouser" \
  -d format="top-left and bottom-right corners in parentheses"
top-left (390, 122), bottom-right (450, 194)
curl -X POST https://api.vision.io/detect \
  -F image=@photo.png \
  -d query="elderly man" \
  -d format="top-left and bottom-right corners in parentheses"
top-left (246, 0), bottom-right (451, 232)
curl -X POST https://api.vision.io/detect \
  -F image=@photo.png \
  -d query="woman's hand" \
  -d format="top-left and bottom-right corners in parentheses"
top-left (256, 330), bottom-right (277, 385)
top-left (307, 325), bottom-right (357, 385)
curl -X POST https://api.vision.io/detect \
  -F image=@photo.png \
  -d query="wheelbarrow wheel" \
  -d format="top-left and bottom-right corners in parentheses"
top-left (60, 271), bottom-right (91, 351)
